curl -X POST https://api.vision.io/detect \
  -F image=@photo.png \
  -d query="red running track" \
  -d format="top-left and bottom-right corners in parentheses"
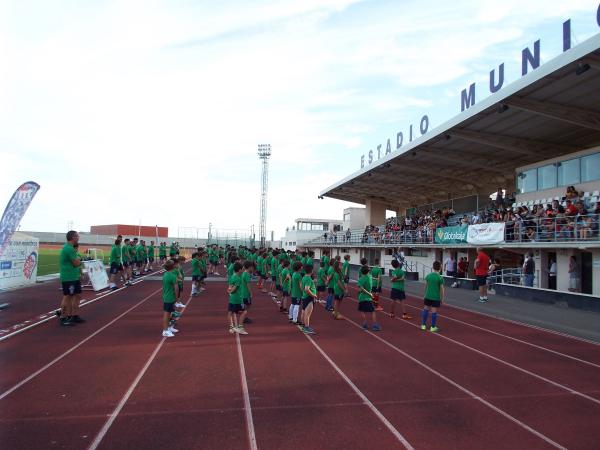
top-left (1, 273), bottom-right (599, 449)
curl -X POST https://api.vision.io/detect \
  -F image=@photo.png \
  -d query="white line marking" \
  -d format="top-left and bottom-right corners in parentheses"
top-left (303, 333), bottom-right (414, 450)
top-left (0, 269), bottom-right (165, 343)
top-left (340, 315), bottom-right (566, 450)
top-left (235, 334), bottom-right (258, 450)
top-left (87, 337), bottom-right (166, 450)
top-left (87, 294), bottom-right (194, 450)
top-left (0, 288), bottom-right (161, 400)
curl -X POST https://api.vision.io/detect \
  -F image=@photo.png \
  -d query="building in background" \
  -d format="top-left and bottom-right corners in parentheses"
top-left (283, 217), bottom-right (344, 251)
top-left (90, 224), bottom-right (168, 238)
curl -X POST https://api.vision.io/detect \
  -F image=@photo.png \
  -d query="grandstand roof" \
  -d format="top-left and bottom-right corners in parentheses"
top-left (320, 34), bottom-right (600, 209)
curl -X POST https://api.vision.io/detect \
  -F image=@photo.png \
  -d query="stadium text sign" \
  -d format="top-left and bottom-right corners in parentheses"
top-left (360, 3), bottom-right (600, 169)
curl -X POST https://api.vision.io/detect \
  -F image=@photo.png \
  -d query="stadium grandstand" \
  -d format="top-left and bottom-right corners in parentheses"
top-left (305, 33), bottom-right (600, 298)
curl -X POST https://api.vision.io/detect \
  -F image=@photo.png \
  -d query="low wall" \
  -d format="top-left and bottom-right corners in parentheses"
top-left (442, 275), bottom-right (478, 290)
top-left (493, 283), bottom-right (600, 312)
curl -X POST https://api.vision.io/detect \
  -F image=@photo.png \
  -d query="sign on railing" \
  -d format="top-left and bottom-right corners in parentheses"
top-left (467, 223), bottom-right (506, 245)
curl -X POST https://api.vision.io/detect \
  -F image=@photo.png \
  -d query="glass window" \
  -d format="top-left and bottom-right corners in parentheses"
top-left (581, 153), bottom-right (600, 182)
top-left (517, 168), bottom-right (537, 193)
top-left (537, 164), bottom-right (556, 190)
top-left (557, 158), bottom-right (580, 186)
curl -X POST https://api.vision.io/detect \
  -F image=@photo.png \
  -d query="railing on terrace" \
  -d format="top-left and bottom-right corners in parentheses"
top-left (307, 214), bottom-right (600, 246)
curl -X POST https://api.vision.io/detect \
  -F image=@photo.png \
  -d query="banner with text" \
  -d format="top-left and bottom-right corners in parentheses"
top-left (82, 259), bottom-right (109, 291)
top-left (467, 223), bottom-right (506, 245)
top-left (0, 232), bottom-right (39, 290)
top-left (434, 225), bottom-right (468, 244)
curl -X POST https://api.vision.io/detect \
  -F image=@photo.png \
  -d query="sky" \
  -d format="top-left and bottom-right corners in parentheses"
top-left (1, 0), bottom-right (599, 240)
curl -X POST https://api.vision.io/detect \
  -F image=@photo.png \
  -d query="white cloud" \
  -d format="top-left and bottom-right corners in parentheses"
top-left (1, 0), bottom-right (598, 238)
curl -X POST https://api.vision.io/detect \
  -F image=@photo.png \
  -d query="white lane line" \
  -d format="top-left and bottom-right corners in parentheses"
top-left (235, 334), bottom-right (258, 450)
top-left (87, 337), bottom-right (166, 450)
top-left (303, 333), bottom-right (414, 450)
top-left (0, 288), bottom-right (161, 400)
top-left (87, 294), bottom-right (194, 450)
top-left (0, 269), bottom-right (165, 343)
top-left (341, 315), bottom-right (566, 450)
top-left (354, 284), bottom-right (600, 368)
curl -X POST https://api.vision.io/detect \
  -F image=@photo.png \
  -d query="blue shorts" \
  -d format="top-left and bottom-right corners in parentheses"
top-left (228, 303), bottom-right (244, 313)
top-left (358, 301), bottom-right (375, 312)
top-left (163, 302), bottom-right (175, 312)
top-left (243, 297), bottom-right (252, 306)
top-left (391, 289), bottom-right (406, 300)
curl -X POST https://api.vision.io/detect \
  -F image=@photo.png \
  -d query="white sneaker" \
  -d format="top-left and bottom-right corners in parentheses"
top-left (214, 272), bottom-right (220, 276)
top-left (168, 326), bottom-right (179, 333)
top-left (200, 288), bottom-right (206, 292)
top-left (236, 326), bottom-right (248, 335)
top-left (162, 330), bottom-right (175, 337)
top-left (175, 302), bottom-right (185, 308)
top-left (229, 326), bottom-right (236, 334)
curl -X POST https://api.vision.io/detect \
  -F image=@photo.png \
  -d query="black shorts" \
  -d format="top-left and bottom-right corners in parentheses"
top-left (243, 297), bottom-right (252, 306)
top-left (192, 275), bottom-right (201, 281)
top-left (317, 286), bottom-right (326, 292)
top-left (372, 287), bottom-right (381, 293)
top-left (159, 255), bottom-right (166, 260)
top-left (290, 297), bottom-right (300, 306)
top-left (391, 288), bottom-right (406, 300)
top-left (358, 301), bottom-right (375, 312)
top-left (123, 261), bottom-right (131, 268)
top-left (200, 275), bottom-right (206, 281)
top-left (163, 302), bottom-right (175, 312)
top-left (261, 274), bottom-right (268, 280)
top-left (476, 275), bottom-right (487, 287)
top-left (327, 287), bottom-right (334, 294)
top-left (110, 262), bottom-right (123, 274)
top-left (282, 290), bottom-right (290, 297)
top-left (149, 257), bottom-right (154, 263)
top-left (302, 297), bottom-right (314, 309)
top-left (276, 284), bottom-right (282, 291)
top-left (61, 280), bottom-right (82, 296)
top-left (228, 303), bottom-right (244, 313)
top-left (424, 298), bottom-right (441, 308)
top-left (334, 294), bottom-right (344, 300)
top-left (271, 276), bottom-right (276, 282)
top-left (344, 276), bottom-right (349, 283)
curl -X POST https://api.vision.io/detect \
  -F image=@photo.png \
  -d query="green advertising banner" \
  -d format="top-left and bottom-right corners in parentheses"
top-left (434, 225), bottom-right (468, 244)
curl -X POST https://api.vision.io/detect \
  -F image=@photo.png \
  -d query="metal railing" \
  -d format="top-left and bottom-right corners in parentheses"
top-left (488, 267), bottom-right (540, 288)
top-left (307, 214), bottom-right (600, 246)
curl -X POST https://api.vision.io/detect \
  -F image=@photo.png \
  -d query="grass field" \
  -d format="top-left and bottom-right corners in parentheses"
top-left (37, 248), bottom-right (111, 276)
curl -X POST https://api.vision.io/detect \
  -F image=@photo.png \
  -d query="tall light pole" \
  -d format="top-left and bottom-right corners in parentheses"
top-left (257, 144), bottom-right (271, 248)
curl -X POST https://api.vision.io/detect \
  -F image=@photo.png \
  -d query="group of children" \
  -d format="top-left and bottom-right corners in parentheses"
top-left (160, 244), bottom-right (447, 337)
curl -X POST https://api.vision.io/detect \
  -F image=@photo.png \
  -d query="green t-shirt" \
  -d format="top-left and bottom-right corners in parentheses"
top-left (342, 260), bottom-right (350, 277)
top-left (121, 245), bottom-right (130, 262)
top-left (59, 243), bottom-right (81, 282)
top-left (191, 258), bottom-right (201, 276)
top-left (281, 268), bottom-right (291, 291)
top-left (129, 245), bottom-right (136, 260)
top-left (425, 272), bottom-right (444, 301)
top-left (332, 271), bottom-right (345, 296)
top-left (291, 271), bottom-right (303, 298)
top-left (371, 266), bottom-right (382, 288)
top-left (136, 245), bottom-right (144, 260)
top-left (159, 245), bottom-right (167, 256)
top-left (178, 267), bottom-right (184, 285)
top-left (109, 245), bottom-right (121, 264)
top-left (316, 267), bottom-right (326, 287)
top-left (169, 245), bottom-right (177, 256)
top-left (240, 271), bottom-right (251, 299)
top-left (321, 256), bottom-right (330, 268)
top-left (327, 266), bottom-right (335, 288)
top-left (357, 274), bottom-right (373, 302)
top-left (147, 245), bottom-right (154, 258)
top-left (162, 270), bottom-right (178, 303)
top-left (227, 263), bottom-right (235, 282)
top-left (256, 256), bottom-right (264, 274)
top-left (301, 274), bottom-right (316, 299)
top-left (391, 268), bottom-right (406, 291)
top-left (200, 259), bottom-right (207, 273)
top-left (229, 273), bottom-right (242, 305)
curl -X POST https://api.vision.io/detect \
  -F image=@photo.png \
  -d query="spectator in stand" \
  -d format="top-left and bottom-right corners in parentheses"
top-left (523, 252), bottom-right (535, 287)
top-left (474, 248), bottom-right (490, 303)
top-left (568, 255), bottom-right (579, 292)
top-left (565, 186), bottom-right (579, 200)
top-left (495, 187), bottom-right (504, 207)
top-left (460, 215), bottom-right (469, 226)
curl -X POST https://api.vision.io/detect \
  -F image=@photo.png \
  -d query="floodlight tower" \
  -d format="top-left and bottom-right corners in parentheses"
top-left (257, 144), bottom-right (271, 248)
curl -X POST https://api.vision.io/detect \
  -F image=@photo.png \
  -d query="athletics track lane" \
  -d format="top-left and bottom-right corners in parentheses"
top-left (339, 285), bottom-right (600, 449)
top-left (0, 280), bottom-right (170, 449)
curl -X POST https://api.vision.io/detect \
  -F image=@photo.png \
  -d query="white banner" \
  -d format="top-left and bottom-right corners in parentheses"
top-left (82, 259), bottom-right (109, 291)
top-left (467, 223), bottom-right (505, 245)
top-left (0, 232), bottom-right (39, 290)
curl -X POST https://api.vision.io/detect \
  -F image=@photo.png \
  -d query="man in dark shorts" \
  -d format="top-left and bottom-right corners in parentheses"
top-left (57, 230), bottom-right (85, 326)
top-left (109, 237), bottom-right (123, 290)
top-left (474, 247), bottom-right (490, 303)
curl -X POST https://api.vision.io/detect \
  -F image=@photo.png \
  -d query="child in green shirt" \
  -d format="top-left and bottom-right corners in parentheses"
top-left (370, 258), bottom-right (383, 311)
top-left (227, 262), bottom-right (248, 335)
top-left (390, 259), bottom-right (411, 320)
top-left (421, 261), bottom-right (445, 333)
top-left (162, 260), bottom-right (179, 338)
top-left (300, 265), bottom-right (318, 334)
top-left (357, 265), bottom-right (381, 331)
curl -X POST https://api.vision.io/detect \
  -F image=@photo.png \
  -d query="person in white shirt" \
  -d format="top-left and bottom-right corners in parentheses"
top-left (548, 258), bottom-right (557, 290)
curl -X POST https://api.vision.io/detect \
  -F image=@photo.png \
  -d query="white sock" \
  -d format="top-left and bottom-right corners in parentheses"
top-left (288, 306), bottom-right (293, 320)
top-left (292, 305), bottom-right (299, 322)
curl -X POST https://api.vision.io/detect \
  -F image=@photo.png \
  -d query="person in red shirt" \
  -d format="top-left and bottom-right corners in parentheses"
top-left (474, 247), bottom-right (490, 303)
